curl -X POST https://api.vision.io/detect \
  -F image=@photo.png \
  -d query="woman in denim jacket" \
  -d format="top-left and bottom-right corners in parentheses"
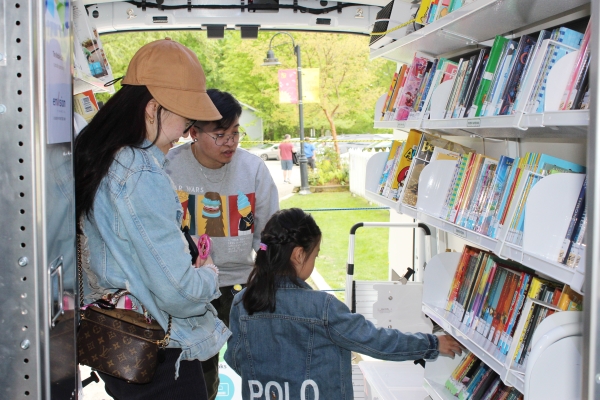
top-left (75, 39), bottom-right (230, 399)
top-left (225, 208), bottom-right (462, 399)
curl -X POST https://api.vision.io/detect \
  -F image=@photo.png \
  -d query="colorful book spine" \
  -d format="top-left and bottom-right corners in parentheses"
top-left (558, 176), bottom-right (587, 263)
top-left (471, 36), bottom-right (509, 117)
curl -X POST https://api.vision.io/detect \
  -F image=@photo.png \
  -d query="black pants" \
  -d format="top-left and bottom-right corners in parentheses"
top-left (201, 285), bottom-right (244, 400)
top-left (99, 348), bottom-right (207, 400)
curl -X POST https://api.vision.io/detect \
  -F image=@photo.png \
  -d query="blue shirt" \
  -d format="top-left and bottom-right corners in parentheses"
top-left (82, 140), bottom-right (230, 375)
top-left (225, 278), bottom-right (439, 399)
top-left (304, 142), bottom-right (315, 158)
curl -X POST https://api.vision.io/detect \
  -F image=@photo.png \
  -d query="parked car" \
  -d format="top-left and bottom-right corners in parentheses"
top-left (248, 143), bottom-right (280, 161)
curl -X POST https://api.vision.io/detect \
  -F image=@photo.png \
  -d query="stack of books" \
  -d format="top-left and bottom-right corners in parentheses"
top-left (445, 351), bottom-right (523, 400)
top-left (446, 245), bottom-right (584, 368)
top-left (377, 23), bottom-right (589, 122)
top-left (436, 151), bottom-right (585, 249)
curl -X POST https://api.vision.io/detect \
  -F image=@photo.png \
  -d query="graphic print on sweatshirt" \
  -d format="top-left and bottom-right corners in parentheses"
top-left (177, 190), bottom-right (255, 237)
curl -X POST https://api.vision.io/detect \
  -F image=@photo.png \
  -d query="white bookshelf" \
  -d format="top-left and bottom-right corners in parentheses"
top-left (367, 0), bottom-right (591, 395)
top-left (420, 252), bottom-right (583, 398)
top-left (370, 0), bottom-right (589, 64)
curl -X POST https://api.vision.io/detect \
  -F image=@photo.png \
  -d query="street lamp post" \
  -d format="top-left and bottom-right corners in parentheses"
top-left (262, 32), bottom-right (311, 195)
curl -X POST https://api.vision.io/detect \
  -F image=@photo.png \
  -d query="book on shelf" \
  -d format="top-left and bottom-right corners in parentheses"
top-left (389, 130), bottom-right (423, 201)
top-left (445, 350), bottom-right (523, 400)
top-left (475, 155), bottom-right (515, 235)
top-left (566, 205), bottom-right (587, 268)
top-left (470, 35), bottom-right (509, 117)
top-left (379, 72), bottom-right (399, 120)
top-left (560, 20), bottom-right (591, 110)
top-left (532, 27), bottom-right (584, 114)
top-left (411, 59), bottom-right (436, 119)
top-left (557, 176), bottom-right (586, 264)
top-left (497, 35), bottom-right (536, 116)
top-left (381, 141), bottom-right (405, 198)
top-left (401, 133), bottom-right (473, 208)
top-left (385, 64), bottom-right (408, 120)
top-left (557, 284), bottom-right (583, 311)
top-left (456, 51), bottom-right (486, 118)
top-left (376, 140), bottom-right (404, 195)
top-left (481, 39), bottom-right (518, 117)
top-left (444, 57), bottom-right (468, 119)
top-left (73, 90), bottom-right (99, 123)
top-left (395, 52), bottom-right (435, 120)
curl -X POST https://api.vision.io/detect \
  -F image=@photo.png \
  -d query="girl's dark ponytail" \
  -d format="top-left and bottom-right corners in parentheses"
top-left (243, 208), bottom-right (321, 314)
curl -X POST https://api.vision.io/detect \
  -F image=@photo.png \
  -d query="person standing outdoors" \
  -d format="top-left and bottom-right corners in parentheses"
top-left (74, 38), bottom-right (227, 399)
top-left (279, 134), bottom-right (294, 183)
top-left (165, 89), bottom-right (279, 399)
top-left (304, 137), bottom-right (316, 170)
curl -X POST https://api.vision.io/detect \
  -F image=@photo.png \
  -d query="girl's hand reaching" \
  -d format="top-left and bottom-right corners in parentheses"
top-left (437, 335), bottom-right (463, 358)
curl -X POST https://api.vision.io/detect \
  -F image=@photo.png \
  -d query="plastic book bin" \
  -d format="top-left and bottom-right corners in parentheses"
top-left (359, 360), bottom-right (428, 400)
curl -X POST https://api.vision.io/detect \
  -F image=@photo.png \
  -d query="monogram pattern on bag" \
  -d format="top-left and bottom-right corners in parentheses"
top-left (78, 309), bottom-right (162, 384)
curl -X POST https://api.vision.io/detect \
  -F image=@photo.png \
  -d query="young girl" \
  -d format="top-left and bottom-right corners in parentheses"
top-left (225, 208), bottom-right (462, 399)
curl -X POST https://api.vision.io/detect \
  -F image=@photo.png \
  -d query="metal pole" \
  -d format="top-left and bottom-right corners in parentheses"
top-left (583, 0), bottom-right (600, 396)
top-left (295, 44), bottom-right (311, 195)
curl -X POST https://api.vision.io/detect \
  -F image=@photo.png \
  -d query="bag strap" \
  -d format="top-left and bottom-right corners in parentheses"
top-left (77, 227), bottom-right (172, 348)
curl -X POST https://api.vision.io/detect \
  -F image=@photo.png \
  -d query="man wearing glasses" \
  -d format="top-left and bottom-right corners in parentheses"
top-left (165, 89), bottom-right (279, 400)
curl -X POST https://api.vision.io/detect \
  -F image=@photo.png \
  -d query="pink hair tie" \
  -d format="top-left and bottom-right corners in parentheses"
top-left (259, 243), bottom-right (267, 251)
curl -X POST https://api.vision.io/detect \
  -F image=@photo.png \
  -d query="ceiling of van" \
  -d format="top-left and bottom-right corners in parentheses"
top-left (81, 0), bottom-right (393, 35)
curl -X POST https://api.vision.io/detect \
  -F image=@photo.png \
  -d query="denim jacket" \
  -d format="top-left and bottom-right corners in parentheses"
top-left (83, 140), bottom-right (230, 375)
top-left (225, 278), bottom-right (439, 399)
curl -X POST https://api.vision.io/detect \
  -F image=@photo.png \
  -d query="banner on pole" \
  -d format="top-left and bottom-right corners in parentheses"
top-left (278, 69), bottom-right (298, 104)
top-left (278, 68), bottom-right (320, 104)
top-left (301, 68), bottom-right (320, 103)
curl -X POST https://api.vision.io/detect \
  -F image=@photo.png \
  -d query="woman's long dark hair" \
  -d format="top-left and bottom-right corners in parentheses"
top-left (243, 208), bottom-right (321, 314)
top-left (75, 85), bottom-right (163, 226)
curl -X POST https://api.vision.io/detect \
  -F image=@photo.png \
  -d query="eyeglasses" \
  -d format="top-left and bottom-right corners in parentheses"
top-left (183, 120), bottom-right (196, 135)
top-left (204, 131), bottom-right (245, 146)
top-left (192, 125), bottom-right (245, 146)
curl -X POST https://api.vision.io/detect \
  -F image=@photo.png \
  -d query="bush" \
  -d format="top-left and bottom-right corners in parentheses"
top-left (309, 148), bottom-right (349, 186)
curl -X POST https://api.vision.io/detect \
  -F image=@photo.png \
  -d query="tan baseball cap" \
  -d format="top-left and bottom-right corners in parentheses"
top-left (122, 38), bottom-right (222, 121)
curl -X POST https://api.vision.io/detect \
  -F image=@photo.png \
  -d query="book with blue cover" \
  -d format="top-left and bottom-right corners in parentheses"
top-left (511, 30), bottom-right (551, 114)
top-left (498, 35), bottom-right (536, 116)
top-left (476, 155), bottom-right (514, 234)
top-left (533, 27), bottom-right (584, 113)
top-left (481, 39), bottom-right (517, 116)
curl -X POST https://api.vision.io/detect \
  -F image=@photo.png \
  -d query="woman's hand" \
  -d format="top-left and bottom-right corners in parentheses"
top-left (437, 335), bottom-right (463, 358)
top-left (194, 254), bottom-right (214, 268)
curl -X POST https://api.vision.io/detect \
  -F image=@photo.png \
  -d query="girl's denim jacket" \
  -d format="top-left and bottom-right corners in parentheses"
top-left (225, 278), bottom-right (439, 399)
top-left (83, 141), bottom-right (230, 375)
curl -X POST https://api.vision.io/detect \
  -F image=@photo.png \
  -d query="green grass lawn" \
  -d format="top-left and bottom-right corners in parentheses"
top-left (280, 192), bottom-right (390, 300)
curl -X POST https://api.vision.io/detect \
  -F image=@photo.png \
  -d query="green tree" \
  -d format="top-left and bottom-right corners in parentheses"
top-left (97, 30), bottom-right (394, 144)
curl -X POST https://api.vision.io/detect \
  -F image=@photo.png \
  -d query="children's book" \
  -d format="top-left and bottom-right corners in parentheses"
top-left (389, 130), bottom-right (423, 201)
top-left (557, 176), bottom-right (586, 263)
top-left (561, 21), bottom-right (591, 110)
top-left (459, 50), bottom-right (488, 118)
top-left (380, 72), bottom-right (399, 120)
top-left (401, 133), bottom-right (473, 208)
top-left (567, 206), bottom-right (587, 268)
top-left (476, 155), bottom-right (514, 234)
top-left (511, 30), bottom-right (552, 114)
top-left (470, 36), bottom-right (509, 117)
top-left (382, 142), bottom-right (406, 198)
top-left (376, 141), bottom-right (403, 195)
top-left (386, 64), bottom-right (408, 120)
top-left (446, 246), bottom-right (481, 312)
top-left (395, 53), bottom-right (435, 120)
top-left (498, 35), bottom-right (536, 116)
top-left (460, 156), bottom-right (498, 229)
top-left (482, 39), bottom-right (517, 117)
top-left (533, 27), bottom-right (584, 113)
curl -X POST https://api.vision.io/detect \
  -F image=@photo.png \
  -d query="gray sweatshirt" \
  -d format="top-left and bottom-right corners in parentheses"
top-left (165, 143), bottom-right (279, 287)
